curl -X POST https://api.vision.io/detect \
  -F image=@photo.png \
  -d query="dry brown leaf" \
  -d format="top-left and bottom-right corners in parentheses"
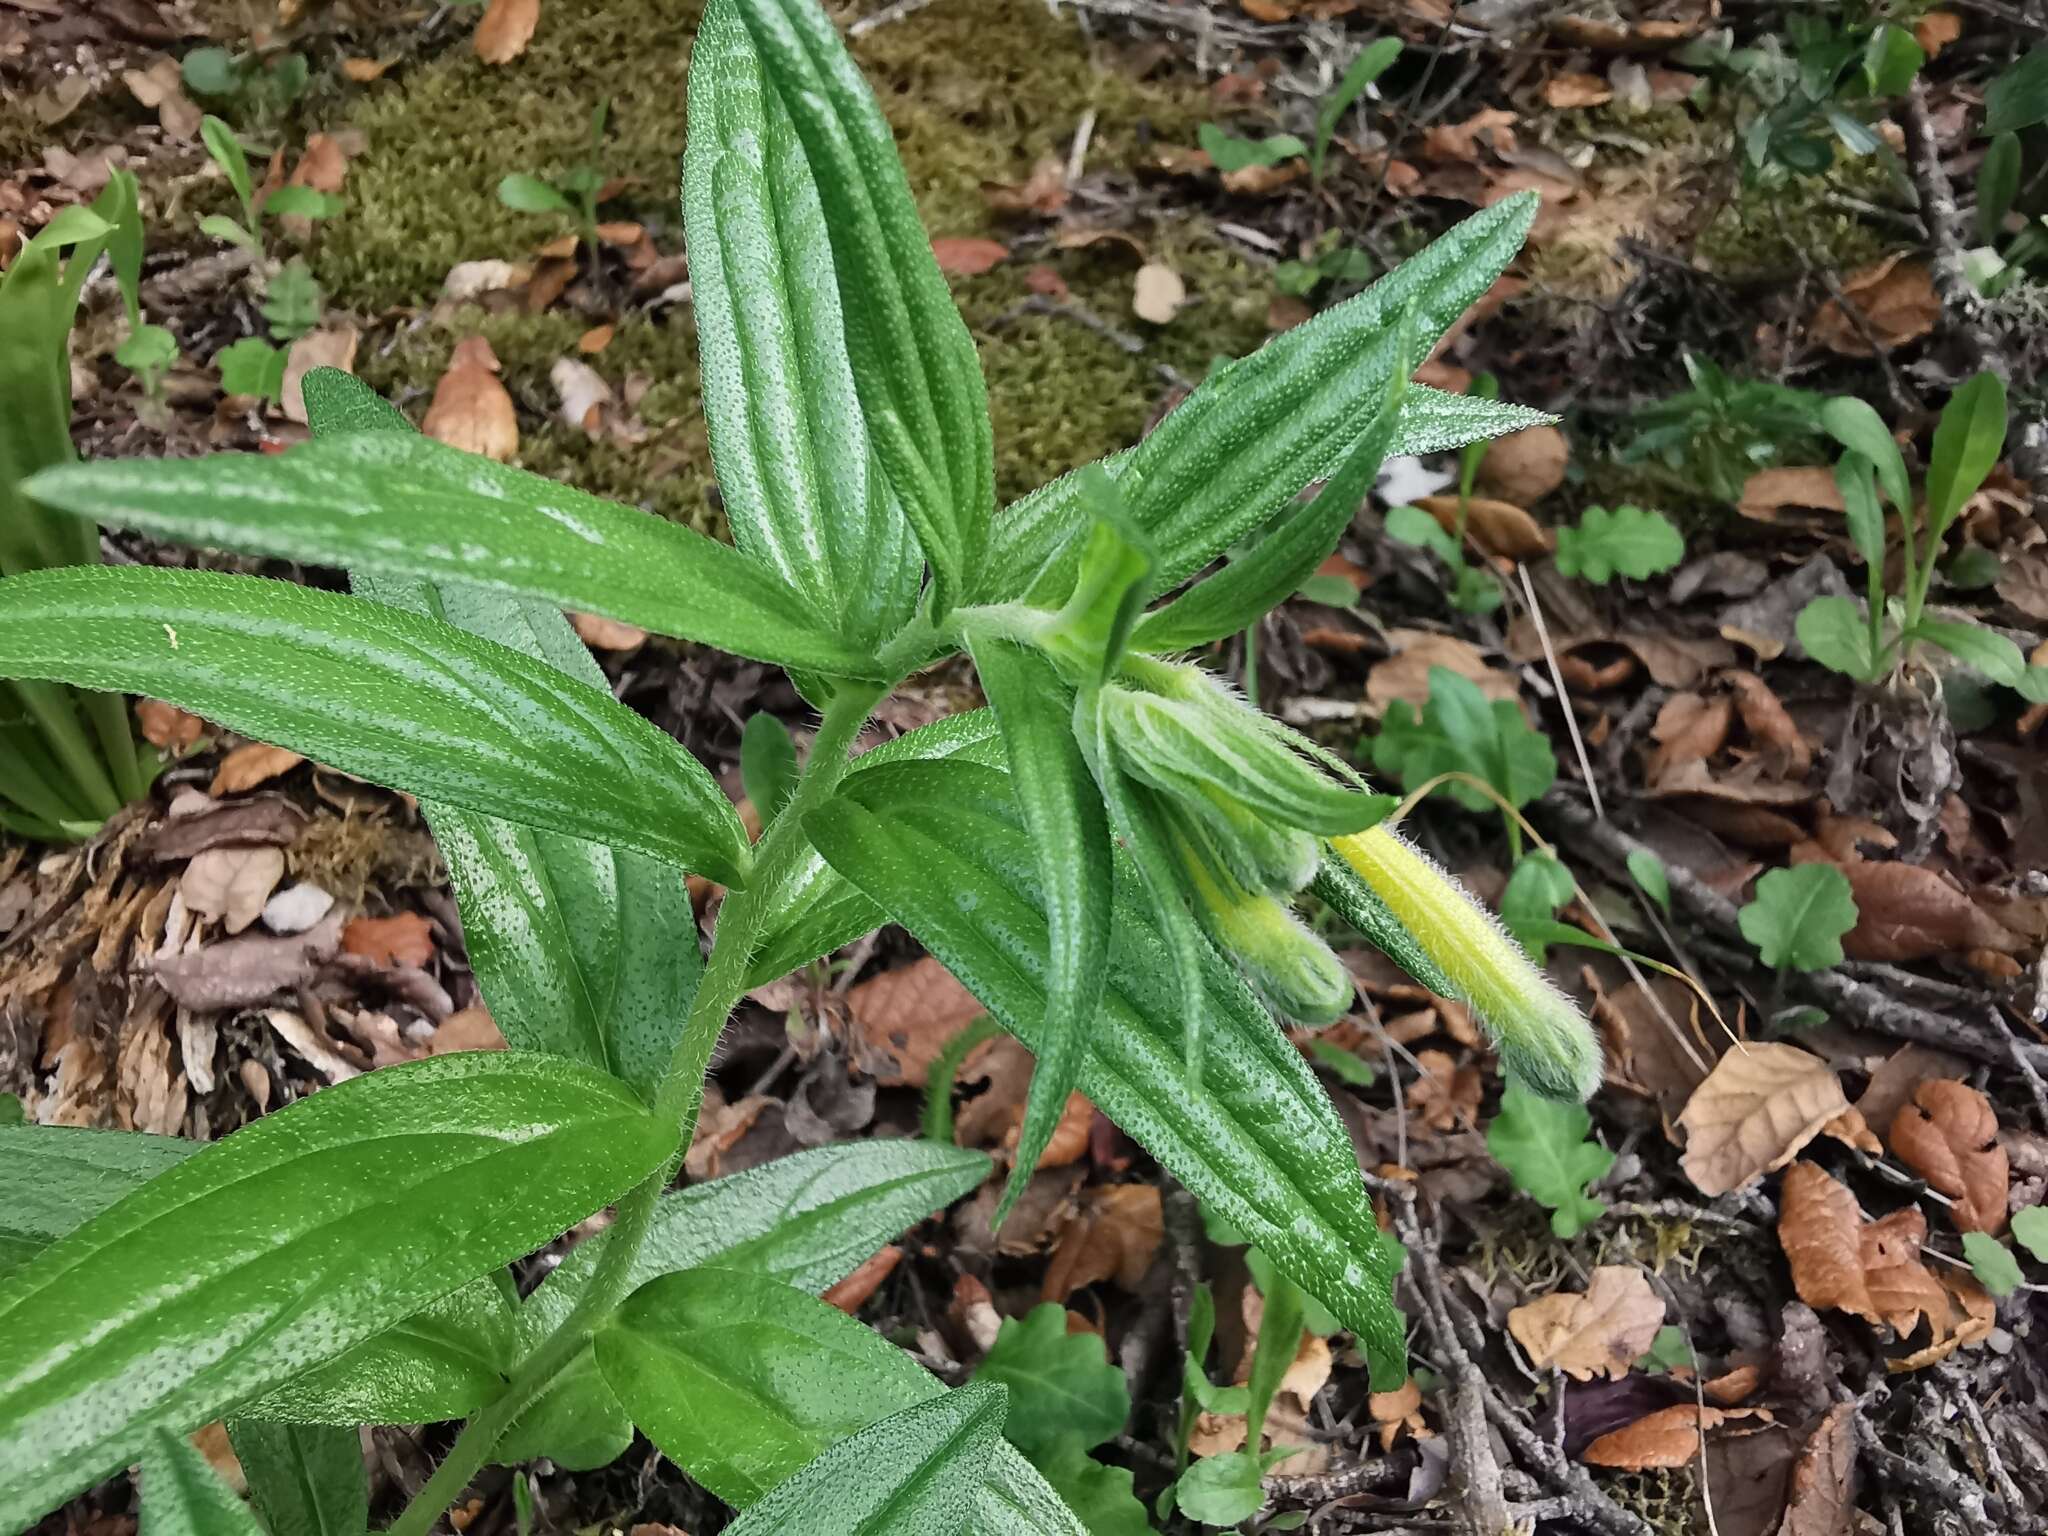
top-left (1724, 671), bottom-right (1812, 777)
top-left (1423, 107), bottom-right (1517, 161)
top-left (1407, 1047), bottom-right (1481, 1134)
top-left (1042, 1183), bottom-right (1162, 1300)
top-left (1133, 262), bottom-right (1186, 324)
top-left (138, 700), bottom-right (205, 751)
top-left (1889, 1079), bottom-right (2009, 1234)
top-left (1810, 256), bottom-right (1938, 356)
top-left (1648, 692), bottom-right (1732, 786)
top-left (550, 357), bottom-right (619, 437)
top-left (1543, 72), bottom-right (1613, 108)
top-left (341, 57), bottom-right (397, 83)
top-left (823, 1245), bottom-right (901, 1313)
top-left (1507, 1266), bottom-right (1665, 1380)
top-left (281, 327), bottom-right (357, 425)
top-left (848, 955), bottom-right (988, 1086)
top-left (474, 0), bottom-right (539, 63)
top-left (983, 156), bottom-right (1069, 216)
top-left (1821, 1105), bottom-right (1883, 1157)
top-left (1369, 1377), bottom-right (1431, 1451)
top-left (1583, 1403), bottom-right (1739, 1470)
top-left (123, 56), bottom-right (200, 140)
top-left (1678, 1043), bottom-right (1847, 1196)
top-left (930, 236), bottom-right (1008, 276)
top-left (1738, 467), bottom-right (1845, 520)
top-left (1476, 424), bottom-right (1569, 504)
top-left (685, 1087), bottom-right (775, 1179)
top-left (1412, 493), bottom-right (1552, 559)
top-left (289, 133), bottom-right (348, 197)
top-left (1797, 852), bottom-right (2024, 964)
top-left (570, 612), bottom-right (648, 650)
top-left (424, 337), bottom-right (519, 462)
top-left (1704, 1364), bottom-right (1763, 1406)
top-left (210, 743), bottom-right (304, 796)
top-left (430, 1006), bottom-right (506, 1054)
top-left (1777, 1403), bottom-right (1855, 1536)
top-left (578, 323), bottom-right (615, 354)
top-left (1366, 630), bottom-right (1520, 714)
top-left (181, 846), bottom-right (286, 936)
top-left (342, 912), bottom-right (435, 969)
top-left (1914, 11), bottom-right (1963, 55)
top-left (1779, 1161), bottom-right (1876, 1318)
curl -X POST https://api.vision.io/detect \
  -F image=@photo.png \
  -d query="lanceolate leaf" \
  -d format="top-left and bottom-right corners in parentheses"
top-left (24, 430), bottom-right (877, 679)
top-left (497, 1138), bottom-right (993, 1470)
top-left (983, 195), bottom-right (1547, 606)
top-left (731, 0), bottom-right (993, 617)
top-left (595, 1269), bottom-right (1079, 1536)
top-left (0, 564), bottom-right (752, 885)
top-left (0, 1125), bottom-right (195, 1273)
top-left (0, 1052), bottom-right (674, 1529)
top-left (225, 1421), bottom-right (368, 1536)
top-left (687, 0), bottom-right (921, 650)
top-left (723, 1381), bottom-right (1006, 1536)
top-left (141, 1429), bottom-right (264, 1536)
top-left (807, 760), bottom-right (1410, 1384)
top-left (966, 637), bottom-right (1110, 1223)
top-left (304, 369), bottom-right (702, 1099)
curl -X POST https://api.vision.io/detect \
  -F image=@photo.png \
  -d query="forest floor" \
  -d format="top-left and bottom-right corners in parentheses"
top-left (5, 0), bottom-right (2048, 1533)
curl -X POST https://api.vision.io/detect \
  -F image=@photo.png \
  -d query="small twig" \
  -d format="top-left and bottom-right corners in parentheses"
top-left (847, 0), bottom-right (936, 36)
top-left (1518, 564), bottom-right (1604, 822)
top-left (1987, 1006), bottom-right (2048, 1125)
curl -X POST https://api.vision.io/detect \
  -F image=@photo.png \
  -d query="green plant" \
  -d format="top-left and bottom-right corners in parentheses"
top-left (1554, 504), bottom-right (1685, 584)
top-left (1371, 665), bottom-right (1558, 825)
top-left (1197, 121), bottom-right (1306, 174)
top-left (1738, 863), bottom-right (1859, 972)
top-left (499, 101), bottom-right (617, 259)
top-left (0, 181), bottom-right (158, 840)
top-left (182, 44), bottom-right (310, 126)
top-left (1963, 1231), bottom-right (2024, 1298)
top-left (1273, 229), bottom-right (1376, 300)
top-left (1620, 353), bottom-right (1826, 505)
top-left (1487, 1078), bottom-right (1613, 1238)
top-left (1385, 373), bottom-right (1507, 613)
top-left (1312, 37), bottom-right (1402, 183)
top-left (1971, 45), bottom-right (2048, 294)
top-left (1798, 374), bottom-right (2047, 693)
top-left (0, 1), bottom-right (1601, 1528)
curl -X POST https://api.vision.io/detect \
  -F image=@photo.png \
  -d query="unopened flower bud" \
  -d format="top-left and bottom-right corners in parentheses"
top-left (1330, 827), bottom-right (1601, 1101)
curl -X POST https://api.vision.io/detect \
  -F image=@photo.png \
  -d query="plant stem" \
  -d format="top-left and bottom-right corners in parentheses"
top-left (379, 1170), bottom-right (665, 1536)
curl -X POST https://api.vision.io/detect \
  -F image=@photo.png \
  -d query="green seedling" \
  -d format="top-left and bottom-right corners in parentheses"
top-left (499, 100), bottom-right (618, 261)
top-left (1621, 353), bottom-right (1826, 505)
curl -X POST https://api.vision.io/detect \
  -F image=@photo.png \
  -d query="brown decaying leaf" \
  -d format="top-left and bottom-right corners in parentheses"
top-left (181, 846), bottom-right (286, 936)
top-left (1042, 1183), bottom-right (1162, 1301)
top-left (288, 133), bottom-right (348, 197)
top-left (685, 1086), bottom-right (776, 1180)
top-left (1678, 1043), bottom-right (1847, 1196)
top-left (930, 236), bottom-right (1008, 276)
top-left (1369, 1377), bottom-right (1431, 1451)
top-left (1366, 630), bottom-right (1521, 714)
top-left (570, 612), bottom-right (647, 651)
top-left (282, 328), bottom-right (358, 425)
top-left (1723, 671), bottom-right (1811, 777)
top-left (1809, 255), bottom-right (1938, 356)
top-left (1407, 1047), bottom-right (1482, 1134)
top-left (155, 911), bottom-right (343, 1013)
top-left (1133, 263), bottom-right (1186, 324)
top-left (847, 954), bottom-right (987, 1087)
top-left (1778, 1161), bottom-right (1876, 1319)
top-left (424, 336), bottom-right (520, 463)
top-left (1543, 72), bottom-right (1613, 108)
top-left (982, 155), bottom-right (1070, 216)
top-left (431, 1006), bottom-right (505, 1055)
top-left (1476, 424), bottom-right (1569, 504)
top-left (1738, 467), bottom-right (1844, 521)
top-left (953, 1034), bottom-right (1094, 1172)
top-left (137, 700), bottom-right (205, 751)
top-left (1648, 692), bottom-right (1732, 787)
top-left (474, 0), bottom-right (539, 64)
top-left (341, 912), bottom-right (435, 969)
top-left (1777, 1403), bottom-right (1855, 1536)
top-left (210, 743), bottom-right (304, 796)
top-left (1422, 107), bottom-right (1517, 162)
top-left (1507, 1266), bottom-right (1665, 1380)
top-left (1914, 11), bottom-right (1962, 54)
top-left (1412, 493), bottom-right (1551, 559)
top-left (823, 1245), bottom-right (901, 1313)
top-left (1582, 1403), bottom-right (1742, 1470)
top-left (1790, 848), bottom-right (2023, 964)
top-left (1888, 1080), bottom-right (2009, 1235)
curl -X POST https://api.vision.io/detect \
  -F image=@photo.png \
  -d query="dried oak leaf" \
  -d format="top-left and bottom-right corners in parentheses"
top-left (1889, 1080), bottom-right (2009, 1235)
top-left (1583, 1404), bottom-right (1742, 1470)
top-left (1408, 1047), bottom-right (1482, 1134)
top-left (1779, 1161), bottom-right (1876, 1319)
top-left (473, 0), bottom-right (539, 63)
top-left (1412, 493), bottom-right (1552, 559)
top-left (847, 954), bottom-right (987, 1087)
top-left (210, 742), bottom-right (304, 796)
top-left (1777, 1402), bottom-right (1855, 1536)
top-left (1042, 1182), bottom-right (1163, 1300)
top-left (1794, 851), bottom-right (2023, 964)
top-left (1508, 1266), bottom-right (1665, 1380)
top-left (424, 336), bottom-right (519, 463)
top-left (1809, 256), bottom-right (1938, 356)
top-left (1679, 1044), bottom-right (1847, 1196)
top-left (342, 912), bottom-right (435, 969)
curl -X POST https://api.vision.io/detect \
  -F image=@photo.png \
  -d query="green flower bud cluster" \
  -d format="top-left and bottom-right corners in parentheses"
top-left (1086, 656), bottom-right (1393, 1027)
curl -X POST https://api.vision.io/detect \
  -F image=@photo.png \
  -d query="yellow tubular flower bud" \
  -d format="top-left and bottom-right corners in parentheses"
top-left (1174, 821), bottom-right (1352, 1026)
top-left (1331, 826), bottom-right (1602, 1101)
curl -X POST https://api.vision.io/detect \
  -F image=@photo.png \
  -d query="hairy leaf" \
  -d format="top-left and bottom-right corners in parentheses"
top-left (141, 1429), bottom-right (264, 1536)
top-left (1486, 1081), bottom-right (1613, 1237)
top-left (226, 1422), bottom-right (367, 1536)
top-left (970, 1303), bottom-right (1129, 1460)
top-left (0, 1125), bottom-right (195, 1274)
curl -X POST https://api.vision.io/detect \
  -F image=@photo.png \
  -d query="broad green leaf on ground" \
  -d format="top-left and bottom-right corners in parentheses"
top-left (730, 0), bottom-right (992, 619)
top-left (968, 637), bottom-right (1110, 1223)
top-left (1370, 665), bottom-right (1556, 812)
top-left (1553, 505), bottom-right (1684, 584)
top-left (225, 1422), bottom-right (367, 1536)
top-left (984, 197), bottom-right (1548, 607)
top-left (1627, 849), bottom-right (1671, 913)
top-left (1963, 1232), bottom-right (2023, 1298)
top-left (1986, 44), bottom-right (2048, 134)
top-left (141, 1429), bottom-right (264, 1536)
top-left (1796, 596), bottom-right (1883, 681)
top-left (1914, 619), bottom-right (2026, 686)
top-left (1487, 1081), bottom-right (1614, 1238)
top-left (0, 1052), bottom-right (673, 1529)
top-left (1198, 123), bottom-right (1306, 171)
top-left (741, 712), bottom-right (800, 821)
top-left (807, 759), bottom-right (1411, 1386)
top-left (1926, 372), bottom-right (2008, 533)
top-left (1819, 398), bottom-right (1910, 513)
top-left (2011, 1205), bottom-right (2048, 1261)
top-left (1738, 864), bottom-right (1858, 972)
top-left (0, 565), bottom-right (751, 885)
top-left (721, 1381), bottom-right (1006, 1536)
top-left (970, 1303), bottom-right (1129, 1461)
top-left (242, 1273), bottom-right (520, 1426)
top-left (1636, 1325), bottom-right (1694, 1374)
top-left (0, 1125), bottom-right (195, 1274)
top-left (1031, 1448), bottom-right (1152, 1536)
top-left (1499, 852), bottom-right (1575, 962)
top-left (686, 0), bottom-right (921, 650)
top-left (596, 1270), bottom-right (1080, 1535)
top-left (24, 432), bottom-right (876, 679)
top-left (1173, 1450), bottom-right (1271, 1526)
top-left (500, 1139), bottom-right (992, 1471)
top-left (302, 369), bottom-right (704, 1097)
